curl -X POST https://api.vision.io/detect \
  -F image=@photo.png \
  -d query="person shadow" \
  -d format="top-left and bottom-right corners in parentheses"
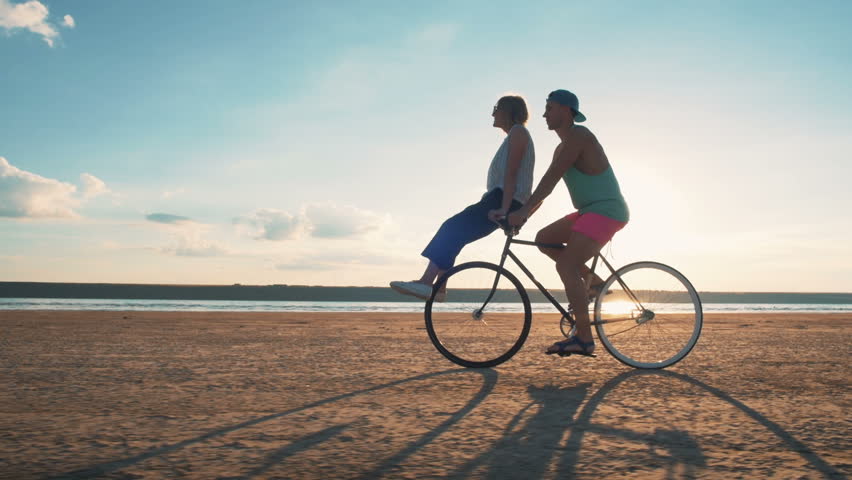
top-left (51, 368), bottom-right (498, 480)
top-left (449, 382), bottom-right (592, 479)
top-left (50, 368), bottom-right (845, 479)
top-left (448, 380), bottom-right (705, 479)
top-left (447, 369), bottom-right (843, 480)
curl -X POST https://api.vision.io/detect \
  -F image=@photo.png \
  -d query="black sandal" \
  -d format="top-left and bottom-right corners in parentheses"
top-left (545, 337), bottom-right (597, 357)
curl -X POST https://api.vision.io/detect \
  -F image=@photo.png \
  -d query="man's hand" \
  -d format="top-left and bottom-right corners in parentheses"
top-left (507, 210), bottom-right (527, 228)
top-left (487, 208), bottom-right (508, 223)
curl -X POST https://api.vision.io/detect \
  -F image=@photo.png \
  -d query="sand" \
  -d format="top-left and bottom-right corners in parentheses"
top-left (0, 310), bottom-right (849, 479)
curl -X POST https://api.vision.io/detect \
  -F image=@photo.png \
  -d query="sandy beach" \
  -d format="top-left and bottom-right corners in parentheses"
top-left (0, 310), bottom-right (849, 479)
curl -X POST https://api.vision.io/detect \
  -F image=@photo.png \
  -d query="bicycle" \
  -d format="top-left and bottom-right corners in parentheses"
top-left (424, 222), bottom-right (703, 369)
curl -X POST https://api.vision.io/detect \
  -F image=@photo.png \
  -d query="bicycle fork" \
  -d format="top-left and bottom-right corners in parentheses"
top-left (474, 236), bottom-right (514, 317)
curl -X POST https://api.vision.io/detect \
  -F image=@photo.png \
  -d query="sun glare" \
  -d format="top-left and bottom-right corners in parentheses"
top-left (598, 300), bottom-right (638, 316)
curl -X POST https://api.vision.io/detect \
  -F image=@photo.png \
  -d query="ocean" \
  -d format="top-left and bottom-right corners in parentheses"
top-left (1, 298), bottom-right (850, 313)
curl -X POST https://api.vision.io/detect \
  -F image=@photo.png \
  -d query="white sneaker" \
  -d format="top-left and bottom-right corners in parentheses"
top-left (390, 281), bottom-right (445, 302)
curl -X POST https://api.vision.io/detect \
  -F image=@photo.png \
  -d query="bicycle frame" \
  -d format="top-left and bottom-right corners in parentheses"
top-left (477, 230), bottom-right (645, 324)
top-left (427, 226), bottom-right (703, 369)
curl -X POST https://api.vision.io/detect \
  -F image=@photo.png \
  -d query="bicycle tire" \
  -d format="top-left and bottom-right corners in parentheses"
top-left (593, 261), bottom-right (703, 369)
top-left (425, 262), bottom-right (532, 368)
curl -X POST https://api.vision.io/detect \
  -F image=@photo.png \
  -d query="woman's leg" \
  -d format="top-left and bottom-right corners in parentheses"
top-left (417, 260), bottom-right (444, 287)
top-left (420, 190), bottom-right (507, 278)
top-left (394, 190), bottom-right (518, 301)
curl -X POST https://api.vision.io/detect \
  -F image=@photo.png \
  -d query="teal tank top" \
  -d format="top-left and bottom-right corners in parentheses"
top-left (562, 165), bottom-right (629, 222)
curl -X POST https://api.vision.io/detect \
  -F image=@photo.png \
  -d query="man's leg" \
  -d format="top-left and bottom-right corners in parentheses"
top-left (549, 232), bottom-right (604, 352)
top-left (536, 217), bottom-right (605, 288)
top-left (535, 216), bottom-right (574, 261)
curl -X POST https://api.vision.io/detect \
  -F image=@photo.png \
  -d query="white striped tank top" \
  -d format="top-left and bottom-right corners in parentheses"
top-left (486, 124), bottom-right (535, 204)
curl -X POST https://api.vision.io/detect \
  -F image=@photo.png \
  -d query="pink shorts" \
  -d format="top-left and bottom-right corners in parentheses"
top-left (566, 211), bottom-right (627, 246)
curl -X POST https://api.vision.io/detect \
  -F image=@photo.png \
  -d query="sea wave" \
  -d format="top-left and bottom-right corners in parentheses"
top-left (0, 298), bottom-right (850, 313)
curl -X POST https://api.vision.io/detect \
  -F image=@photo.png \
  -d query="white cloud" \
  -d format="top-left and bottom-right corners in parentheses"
top-left (80, 173), bottom-right (109, 199)
top-left (304, 202), bottom-right (387, 239)
top-left (235, 203), bottom-right (388, 241)
top-left (161, 233), bottom-right (227, 257)
top-left (0, 156), bottom-right (79, 218)
top-left (0, 157), bottom-right (111, 218)
top-left (62, 13), bottom-right (73, 28)
top-left (0, 0), bottom-right (71, 47)
top-left (147, 215), bottom-right (228, 257)
top-left (234, 208), bottom-right (302, 241)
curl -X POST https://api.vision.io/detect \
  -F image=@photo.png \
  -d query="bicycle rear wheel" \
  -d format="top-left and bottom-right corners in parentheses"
top-left (425, 262), bottom-right (531, 368)
top-left (593, 261), bottom-right (702, 369)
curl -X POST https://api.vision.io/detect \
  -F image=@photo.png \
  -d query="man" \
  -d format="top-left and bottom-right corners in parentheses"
top-left (505, 90), bottom-right (629, 356)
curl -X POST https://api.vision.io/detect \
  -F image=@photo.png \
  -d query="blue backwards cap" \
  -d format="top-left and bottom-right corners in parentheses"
top-left (547, 90), bottom-right (587, 122)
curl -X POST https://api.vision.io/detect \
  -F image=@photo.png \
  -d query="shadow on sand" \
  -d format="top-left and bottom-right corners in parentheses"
top-left (53, 368), bottom-right (497, 480)
top-left (52, 368), bottom-right (845, 479)
top-left (445, 372), bottom-right (707, 479)
top-left (447, 369), bottom-right (845, 479)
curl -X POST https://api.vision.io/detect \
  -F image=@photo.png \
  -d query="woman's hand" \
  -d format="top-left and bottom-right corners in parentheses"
top-left (487, 208), bottom-right (508, 223)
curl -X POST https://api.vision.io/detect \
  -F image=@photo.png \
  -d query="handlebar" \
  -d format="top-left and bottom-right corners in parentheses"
top-left (491, 216), bottom-right (566, 249)
top-left (492, 217), bottom-right (521, 237)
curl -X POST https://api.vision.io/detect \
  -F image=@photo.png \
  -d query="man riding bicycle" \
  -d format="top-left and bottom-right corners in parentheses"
top-left (500, 90), bottom-right (629, 357)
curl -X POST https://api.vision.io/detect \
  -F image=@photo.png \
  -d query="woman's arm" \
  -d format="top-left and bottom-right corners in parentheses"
top-left (498, 126), bottom-right (527, 211)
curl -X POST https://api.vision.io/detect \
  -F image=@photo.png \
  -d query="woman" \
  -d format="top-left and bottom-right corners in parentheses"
top-left (507, 89), bottom-right (629, 356)
top-left (391, 95), bottom-right (535, 302)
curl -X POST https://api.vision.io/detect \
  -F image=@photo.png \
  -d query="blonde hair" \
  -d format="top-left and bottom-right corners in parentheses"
top-left (496, 95), bottom-right (529, 125)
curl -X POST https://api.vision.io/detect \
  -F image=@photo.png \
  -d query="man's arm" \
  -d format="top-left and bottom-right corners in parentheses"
top-left (509, 140), bottom-right (581, 225)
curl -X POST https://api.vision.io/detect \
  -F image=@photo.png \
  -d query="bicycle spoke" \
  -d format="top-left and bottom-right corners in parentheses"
top-left (605, 322), bottom-right (646, 337)
top-left (593, 313), bottom-right (643, 326)
top-left (425, 262), bottom-right (531, 368)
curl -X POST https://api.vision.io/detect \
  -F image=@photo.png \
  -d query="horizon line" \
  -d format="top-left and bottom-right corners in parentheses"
top-left (1, 281), bottom-right (850, 295)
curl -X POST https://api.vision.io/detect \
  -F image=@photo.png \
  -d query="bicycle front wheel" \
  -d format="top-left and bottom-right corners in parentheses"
top-left (425, 262), bottom-right (531, 368)
top-left (593, 261), bottom-right (702, 369)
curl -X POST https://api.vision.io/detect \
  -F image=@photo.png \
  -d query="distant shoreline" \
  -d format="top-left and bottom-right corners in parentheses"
top-left (2, 282), bottom-right (851, 304)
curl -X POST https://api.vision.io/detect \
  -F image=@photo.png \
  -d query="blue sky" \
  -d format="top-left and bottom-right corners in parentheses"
top-left (1, 0), bottom-right (851, 291)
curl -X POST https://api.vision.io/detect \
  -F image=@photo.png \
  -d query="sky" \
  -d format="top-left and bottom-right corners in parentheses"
top-left (1, 0), bottom-right (851, 292)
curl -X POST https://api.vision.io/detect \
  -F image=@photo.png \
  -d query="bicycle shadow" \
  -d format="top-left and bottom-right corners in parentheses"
top-left (221, 423), bottom-right (352, 480)
top-left (631, 370), bottom-right (846, 480)
top-left (51, 367), bottom-right (498, 480)
top-left (449, 382), bottom-right (593, 479)
top-left (46, 367), bottom-right (846, 479)
top-left (448, 369), bottom-right (845, 479)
